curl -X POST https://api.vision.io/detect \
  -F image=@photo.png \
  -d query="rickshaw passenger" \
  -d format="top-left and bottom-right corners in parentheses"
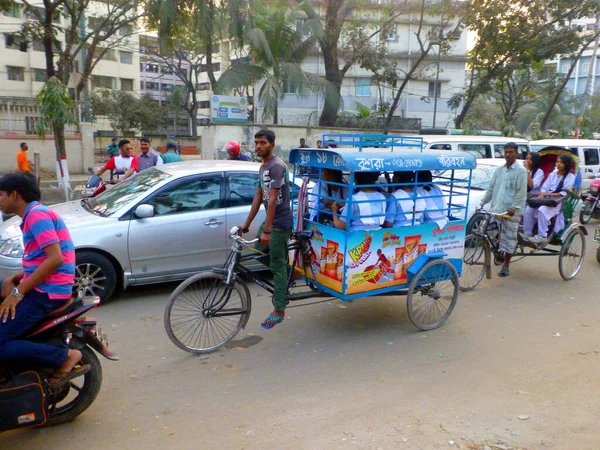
top-left (391, 171), bottom-right (426, 226)
top-left (525, 152), bottom-right (544, 196)
top-left (375, 174), bottom-right (397, 229)
top-left (416, 170), bottom-right (448, 229)
top-left (331, 171), bottom-right (387, 231)
top-left (308, 169), bottom-right (349, 223)
top-left (524, 154), bottom-right (575, 245)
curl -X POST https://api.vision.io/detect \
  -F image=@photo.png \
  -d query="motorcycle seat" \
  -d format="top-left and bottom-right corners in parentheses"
top-left (46, 297), bottom-right (83, 318)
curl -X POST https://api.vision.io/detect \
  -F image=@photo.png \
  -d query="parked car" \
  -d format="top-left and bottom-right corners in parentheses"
top-left (422, 136), bottom-right (531, 160)
top-left (0, 161), bottom-right (307, 302)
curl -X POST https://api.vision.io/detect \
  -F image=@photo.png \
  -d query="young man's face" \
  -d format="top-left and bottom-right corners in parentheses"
top-left (21, 144), bottom-right (28, 151)
top-left (255, 136), bottom-right (274, 158)
top-left (0, 190), bottom-right (17, 215)
top-left (140, 141), bottom-right (150, 153)
top-left (120, 143), bottom-right (133, 157)
top-left (504, 147), bottom-right (518, 166)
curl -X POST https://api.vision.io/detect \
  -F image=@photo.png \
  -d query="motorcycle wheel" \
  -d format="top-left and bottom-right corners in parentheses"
top-left (579, 200), bottom-right (594, 225)
top-left (47, 346), bottom-right (103, 426)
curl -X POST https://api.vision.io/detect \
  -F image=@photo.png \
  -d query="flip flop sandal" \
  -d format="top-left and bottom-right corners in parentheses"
top-left (47, 364), bottom-right (91, 388)
top-left (261, 315), bottom-right (284, 330)
top-left (498, 267), bottom-right (510, 277)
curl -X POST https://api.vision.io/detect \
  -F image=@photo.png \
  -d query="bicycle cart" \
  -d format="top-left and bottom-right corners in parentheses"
top-left (164, 135), bottom-right (477, 354)
top-left (460, 146), bottom-right (586, 291)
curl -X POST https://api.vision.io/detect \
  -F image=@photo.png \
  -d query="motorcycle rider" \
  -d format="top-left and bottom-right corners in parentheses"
top-left (95, 139), bottom-right (138, 183)
top-left (0, 172), bottom-right (88, 387)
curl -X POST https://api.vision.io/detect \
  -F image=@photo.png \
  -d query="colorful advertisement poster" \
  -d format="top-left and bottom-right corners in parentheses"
top-left (210, 95), bottom-right (248, 124)
top-left (299, 221), bottom-right (466, 297)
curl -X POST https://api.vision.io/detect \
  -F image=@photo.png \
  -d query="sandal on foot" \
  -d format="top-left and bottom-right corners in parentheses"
top-left (261, 315), bottom-right (284, 330)
top-left (47, 364), bottom-right (90, 388)
top-left (498, 267), bottom-right (510, 277)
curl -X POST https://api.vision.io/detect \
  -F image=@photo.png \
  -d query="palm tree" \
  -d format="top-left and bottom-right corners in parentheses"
top-left (216, 4), bottom-right (332, 124)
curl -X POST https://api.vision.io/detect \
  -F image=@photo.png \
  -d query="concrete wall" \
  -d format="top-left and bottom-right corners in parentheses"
top-left (201, 124), bottom-right (415, 161)
top-left (0, 123), bottom-right (95, 174)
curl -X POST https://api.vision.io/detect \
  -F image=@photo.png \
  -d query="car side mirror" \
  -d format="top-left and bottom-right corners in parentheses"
top-left (134, 204), bottom-right (155, 218)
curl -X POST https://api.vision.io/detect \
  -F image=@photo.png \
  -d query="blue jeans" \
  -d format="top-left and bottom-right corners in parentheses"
top-left (0, 288), bottom-right (69, 368)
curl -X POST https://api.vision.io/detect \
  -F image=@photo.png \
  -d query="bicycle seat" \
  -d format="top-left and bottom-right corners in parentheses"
top-left (292, 230), bottom-right (315, 241)
top-left (46, 297), bottom-right (83, 318)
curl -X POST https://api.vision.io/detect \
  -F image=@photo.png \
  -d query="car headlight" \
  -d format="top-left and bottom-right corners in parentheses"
top-left (0, 237), bottom-right (24, 258)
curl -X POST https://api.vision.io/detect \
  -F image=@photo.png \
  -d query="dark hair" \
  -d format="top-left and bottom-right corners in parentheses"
top-left (118, 139), bottom-right (130, 148)
top-left (355, 171), bottom-right (380, 186)
top-left (416, 170), bottom-right (433, 191)
top-left (558, 153), bottom-right (574, 175)
top-left (0, 172), bottom-right (41, 202)
top-left (317, 140), bottom-right (322, 144)
top-left (300, 138), bottom-right (306, 142)
top-left (20, 142), bottom-right (27, 149)
top-left (528, 152), bottom-right (542, 175)
top-left (111, 137), bottom-right (117, 142)
top-left (393, 171), bottom-right (414, 184)
top-left (255, 129), bottom-right (276, 143)
top-left (140, 137), bottom-right (151, 144)
top-left (504, 142), bottom-right (518, 151)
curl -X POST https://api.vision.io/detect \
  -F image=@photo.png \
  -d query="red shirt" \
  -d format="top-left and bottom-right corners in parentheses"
top-left (105, 155), bottom-right (138, 178)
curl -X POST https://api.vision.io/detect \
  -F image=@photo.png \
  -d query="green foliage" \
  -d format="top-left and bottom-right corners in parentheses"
top-left (0, 0), bottom-right (14, 12)
top-left (36, 76), bottom-right (77, 139)
top-left (91, 90), bottom-right (170, 135)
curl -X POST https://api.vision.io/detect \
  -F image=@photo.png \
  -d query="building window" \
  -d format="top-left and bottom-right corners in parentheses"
top-left (355, 78), bottom-right (371, 97)
top-left (561, 63), bottom-right (571, 73)
top-left (143, 63), bottom-right (159, 73)
top-left (33, 69), bottom-right (46, 82)
top-left (2, 4), bottom-right (20, 18)
top-left (160, 83), bottom-right (172, 91)
top-left (120, 51), bottom-right (133, 64)
top-left (283, 79), bottom-right (298, 94)
top-left (25, 116), bottom-right (39, 134)
top-left (145, 81), bottom-right (159, 90)
top-left (174, 67), bottom-right (187, 77)
top-left (101, 48), bottom-right (117, 61)
top-left (32, 40), bottom-right (44, 52)
top-left (92, 75), bottom-right (116, 89)
top-left (582, 62), bottom-right (591, 73)
top-left (231, 57), bottom-right (250, 67)
top-left (121, 78), bottom-right (134, 91)
top-left (68, 88), bottom-right (76, 100)
top-left (140, 80), bottom-right (144, 90)
top-left (7, 66), bottom-right (25, 81)
top-left (161, 65), bottom-right (172, 74)
top-left (25, 6), bottom-right (60, 24)
top-left (119, 24), bottom-right (133, 36)
top-left (212, 43), bottom-right (220, 53)
top-left (428, 81), bottom-right (441, 98)
top-left (198, 100), bottom-right (210, 109)
top-left (385, 23), bottom-right (398, 41)
top-left (197, 82), bottom-right (211, 91)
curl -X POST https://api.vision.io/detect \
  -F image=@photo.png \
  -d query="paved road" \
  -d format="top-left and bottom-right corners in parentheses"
top-left (2, 226), bottom-right (600, 449)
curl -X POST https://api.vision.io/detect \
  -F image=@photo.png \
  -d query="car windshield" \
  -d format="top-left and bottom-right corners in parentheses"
top-left (435, 165), bottom-right (498, 191)
top-left (86, 168), bottom-right (172, 217)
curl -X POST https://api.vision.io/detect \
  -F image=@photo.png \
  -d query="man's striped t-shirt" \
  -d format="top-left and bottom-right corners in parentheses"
top-left (20, 201), bottom-right (75, 299)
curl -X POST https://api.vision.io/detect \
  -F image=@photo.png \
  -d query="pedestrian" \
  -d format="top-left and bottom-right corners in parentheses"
top-left (95, 139), bottom-right (138, 183)
top-left (478, 142), bottom-right (527, 277)
top-left (137, 137), bottom-right (163, 172)
top-left (105, 138), bottom-right (119, 182)
top-left (299, 138), bottom-right (309, 148)
top-left (0, 172), bottom-right (88, 387)
top-left (161, 141), bottom-right (184, 164)
top-left (316, 140), bottom-right (323, 149)
top-left (239, 129), bottom-right (293, 330)
top-left (225, 141), bottom-right (251, 161)
top-left (16, 142), bottom-right (30, 173)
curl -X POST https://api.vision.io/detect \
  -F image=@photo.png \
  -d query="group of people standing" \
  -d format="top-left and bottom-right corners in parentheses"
top-left (99, 137), bottom-right (183, 183)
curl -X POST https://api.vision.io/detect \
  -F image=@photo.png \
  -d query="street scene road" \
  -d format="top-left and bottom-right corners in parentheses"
top-left (2, 226), bottom-right (599, 450)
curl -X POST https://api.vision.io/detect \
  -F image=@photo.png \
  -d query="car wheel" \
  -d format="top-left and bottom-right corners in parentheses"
top-left (74, 251), bottom-right (117, 302)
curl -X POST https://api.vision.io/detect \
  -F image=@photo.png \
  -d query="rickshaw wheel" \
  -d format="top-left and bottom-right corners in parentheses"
top-left (558, 228), bottom-right (586, 281)
top-left (164, 272), bottom-right (250, 354)
top-left (459, 234), bottom-right (489, 291)
top-left (407, 259), bottom-right (459, 331)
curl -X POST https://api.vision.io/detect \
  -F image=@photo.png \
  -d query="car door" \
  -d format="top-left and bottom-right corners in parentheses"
top-left (225, 171), bottom-right (264, 238)
top-left (127, 173), bottom-right (227, 281)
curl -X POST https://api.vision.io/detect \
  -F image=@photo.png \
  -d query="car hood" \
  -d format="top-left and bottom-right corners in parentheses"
top-left (0, 200), bottom-right (110, 239)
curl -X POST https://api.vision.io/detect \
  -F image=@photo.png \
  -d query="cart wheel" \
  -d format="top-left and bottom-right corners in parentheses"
top-left (407, 259), bottom-right (459, 331)
top-left (558, 228), bottom-right (586, 281)
top-left (164, 271), bottom-right (250, 354)
top-left (459, 234), bottom-right (489, 291)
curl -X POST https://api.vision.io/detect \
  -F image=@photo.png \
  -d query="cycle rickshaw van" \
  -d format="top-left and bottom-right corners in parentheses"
top-left (289, 138), bottom-right (477, 302)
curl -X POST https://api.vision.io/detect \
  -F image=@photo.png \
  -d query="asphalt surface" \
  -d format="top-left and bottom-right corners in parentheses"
top-left (2, 224), bottom-right (600, 449)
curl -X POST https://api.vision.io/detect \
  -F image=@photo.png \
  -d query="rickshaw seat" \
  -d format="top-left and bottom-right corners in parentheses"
top-left (292, 230), bottom-right (315, 241)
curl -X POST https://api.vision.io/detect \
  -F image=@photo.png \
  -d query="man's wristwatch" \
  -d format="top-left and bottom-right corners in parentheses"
top-left (11, 287), bottom-right (24, 299)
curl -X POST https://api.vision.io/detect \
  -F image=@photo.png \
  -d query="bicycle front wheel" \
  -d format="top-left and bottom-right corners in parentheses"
top-left (164, 271), bottom-right (250, 354)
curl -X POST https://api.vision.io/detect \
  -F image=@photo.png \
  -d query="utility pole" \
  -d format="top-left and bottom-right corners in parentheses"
top-left (432, 7), bottom-right (444, 129)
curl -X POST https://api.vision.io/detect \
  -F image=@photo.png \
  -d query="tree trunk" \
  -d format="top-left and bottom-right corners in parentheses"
top-left (319, 47), bottom-right (343, 126)
top-left (453, 91), bottom-right (478, 129)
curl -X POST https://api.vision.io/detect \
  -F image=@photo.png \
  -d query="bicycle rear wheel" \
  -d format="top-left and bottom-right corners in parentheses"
top-left (164, 272), bottom-right (250, 354)
top-left (459, 234), bottom-right (489, 291)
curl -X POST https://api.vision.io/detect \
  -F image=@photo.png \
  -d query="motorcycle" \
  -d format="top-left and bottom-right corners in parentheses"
top-left (82, 167), bottom-right (107, 198)
top-left (0, 294), bottom-right (117, 429)
top-left (579, 177), bottom-right (600, 224)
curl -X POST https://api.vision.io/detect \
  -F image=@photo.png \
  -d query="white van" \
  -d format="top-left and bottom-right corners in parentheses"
top-left (421, 136), bottom-right (531, 160)
top-left (530, 139), bottom-right (600, 191)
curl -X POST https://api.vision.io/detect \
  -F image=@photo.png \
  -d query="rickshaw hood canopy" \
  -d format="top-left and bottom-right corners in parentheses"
top-left (289, 148), bottom-right (477, 172)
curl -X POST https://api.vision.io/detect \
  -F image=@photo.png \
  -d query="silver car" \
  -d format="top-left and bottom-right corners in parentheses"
top-left (0, 161), bottom-right (294, 301)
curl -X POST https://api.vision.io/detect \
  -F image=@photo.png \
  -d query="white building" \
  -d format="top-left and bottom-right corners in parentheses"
top-left (0, 1), bottom-right (140, 135)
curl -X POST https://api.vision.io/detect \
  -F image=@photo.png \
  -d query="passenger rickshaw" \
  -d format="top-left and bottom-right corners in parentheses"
top-left (163, 135), bottom-right (477, 354)
top-left (460, 146), bottom-right (587, 291)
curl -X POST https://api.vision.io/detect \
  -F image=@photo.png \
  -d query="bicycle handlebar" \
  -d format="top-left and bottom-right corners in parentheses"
top-left (478, 209), bottom-right (512, 221)
top-left (229, 226), bottom-right (259, 245)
